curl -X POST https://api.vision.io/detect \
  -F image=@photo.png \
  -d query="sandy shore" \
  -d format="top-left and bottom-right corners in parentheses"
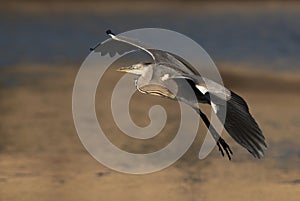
top-left (0, 64), bottom-right (299, 201)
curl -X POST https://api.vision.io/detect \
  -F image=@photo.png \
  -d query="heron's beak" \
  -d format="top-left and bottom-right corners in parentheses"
top-left (116, 66), bottom-right (132, 73)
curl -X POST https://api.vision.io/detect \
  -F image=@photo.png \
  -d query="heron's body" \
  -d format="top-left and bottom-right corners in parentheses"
top-left (93, 30), bottom-right (267, 160)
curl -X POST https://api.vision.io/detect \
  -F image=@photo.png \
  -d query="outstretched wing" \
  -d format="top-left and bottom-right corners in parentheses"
top-left (92, 38), bottom-right (140, 57)
top-left (105, 30), bottom-right (157, 61)
top-left (218, 91), bottom-right (267, 158)
top-left (171, 74), bottom-right (231, 102)
top-left (171, 74), bottom-right (267, 158)
top-left (103, 30), bottom-right (197, 75)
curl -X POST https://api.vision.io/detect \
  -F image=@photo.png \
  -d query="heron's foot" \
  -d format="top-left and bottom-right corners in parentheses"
top-left (217, 137), bottom-right (233, 160)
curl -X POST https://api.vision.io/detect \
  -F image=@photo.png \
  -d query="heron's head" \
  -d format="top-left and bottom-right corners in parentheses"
top-left (116, 62), bottom-right (153, 75)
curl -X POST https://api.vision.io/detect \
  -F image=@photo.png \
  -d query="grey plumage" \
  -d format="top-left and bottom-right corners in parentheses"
top-left (94, 30), bottom-right (267, 159)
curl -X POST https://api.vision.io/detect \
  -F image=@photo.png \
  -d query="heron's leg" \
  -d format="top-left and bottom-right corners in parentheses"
top-left (193, 107), bottom-right (233, 160)
top-left (217, 141), bottom-right (224, 157)
top-left (218, 137), bottom-right (233, 160)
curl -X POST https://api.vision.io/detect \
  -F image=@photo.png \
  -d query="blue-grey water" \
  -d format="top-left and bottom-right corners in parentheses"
top-left (1, 9), bottom-right (300, 70)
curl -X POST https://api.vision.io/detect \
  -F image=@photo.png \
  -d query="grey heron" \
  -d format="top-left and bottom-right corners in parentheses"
top-left (92, 30), bottom-right (267, 160)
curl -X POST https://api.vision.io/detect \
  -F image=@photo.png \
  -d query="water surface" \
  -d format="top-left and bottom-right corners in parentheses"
top-left (1, 7), bottom-right (300, 70)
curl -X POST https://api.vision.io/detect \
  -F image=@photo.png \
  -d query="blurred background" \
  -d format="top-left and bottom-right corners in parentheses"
top-left (0, 0), bottom-right (300, 201)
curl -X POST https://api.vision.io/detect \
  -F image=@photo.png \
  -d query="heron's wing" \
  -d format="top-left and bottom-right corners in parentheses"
top-left (171, 75), bottom-right (267, 158)
top-left (218, 92), bottom-right (267, 158)
top-left (108, 33), bottom-right (197, 75)
top-left (170, 53), bottom-right (200, 75)
top-left (93, 38), bottom-right (140, 57)
top-left (107, 34), bottom-right (156, 60)
top-left (171, 74), bottom-right (231, 101)
top-left (149, 50), bottom-right (198, 75)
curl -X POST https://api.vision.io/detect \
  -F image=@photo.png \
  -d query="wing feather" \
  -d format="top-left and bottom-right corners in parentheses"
top-left (171, 75), bottom-right (267, 158)
top-left (222, 91), bottom-right (267, 158)
top-left (107, 31), bottom-right (199, 74)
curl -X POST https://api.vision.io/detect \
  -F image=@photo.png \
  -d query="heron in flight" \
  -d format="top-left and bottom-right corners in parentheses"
top-left (91, 30), bottom-right (267, 160)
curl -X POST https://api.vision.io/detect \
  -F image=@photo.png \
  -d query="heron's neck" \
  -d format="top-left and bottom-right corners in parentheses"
top-left (141, 65), bottom-right (153, 78)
